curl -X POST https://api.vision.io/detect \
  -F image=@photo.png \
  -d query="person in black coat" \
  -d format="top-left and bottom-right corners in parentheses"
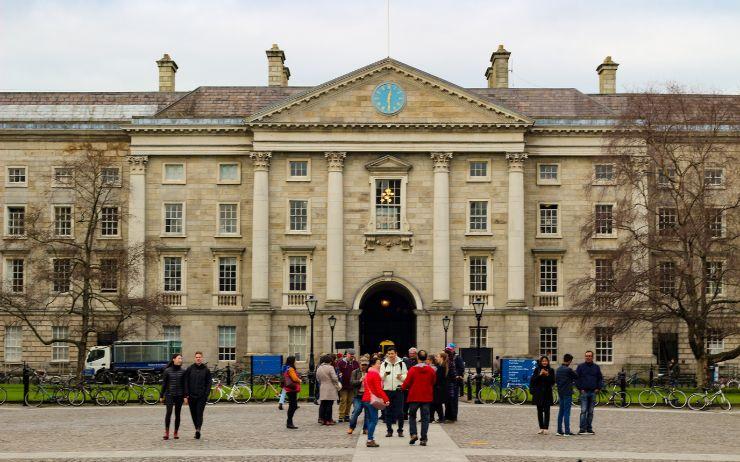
top-left (432, 352), bottom-right (449, 423)
top-left (529, 356), bottom-right (556, 434)
top-left (183, 351), bottom-right (213, 439)
top-left (160, 354), bottom-right (186, 440)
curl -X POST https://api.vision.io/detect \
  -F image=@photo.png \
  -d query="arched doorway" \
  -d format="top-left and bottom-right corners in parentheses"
top-left (359, 281), bottom-right (417, 355)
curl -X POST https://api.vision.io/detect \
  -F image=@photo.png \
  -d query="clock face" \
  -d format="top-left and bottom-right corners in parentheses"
top-left (371, 82), bottom-right (406, 115)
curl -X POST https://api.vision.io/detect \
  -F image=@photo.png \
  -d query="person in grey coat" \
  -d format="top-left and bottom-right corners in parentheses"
top-left (316, 354), bottom-right (341, 425)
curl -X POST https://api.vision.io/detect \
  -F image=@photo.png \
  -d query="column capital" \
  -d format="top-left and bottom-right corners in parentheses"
top-left (126, 155), bottom-right (149, 174)
top-left (250, 151), bottom-right (272, 171)
top-left (505, 152), bottom-right (528, 172)
top-left (325, 151), bottom-right (346, 172)
top-left (430, 152), bottom-right (453, 172)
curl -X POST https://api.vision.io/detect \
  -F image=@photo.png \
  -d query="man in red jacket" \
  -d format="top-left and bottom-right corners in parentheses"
top-left (401, 349), bottom-right (436, 446)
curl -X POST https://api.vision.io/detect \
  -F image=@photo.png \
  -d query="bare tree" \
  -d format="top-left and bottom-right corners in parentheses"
top-left (570, 85), bottom-right (740, 387)
top-left (0, 143), bottom-right (170, 374)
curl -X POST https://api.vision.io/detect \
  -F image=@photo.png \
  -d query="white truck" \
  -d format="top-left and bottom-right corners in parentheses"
top-left (84, 340), bottom-right (182, 379)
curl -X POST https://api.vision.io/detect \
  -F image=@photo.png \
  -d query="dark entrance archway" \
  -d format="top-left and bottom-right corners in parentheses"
top-left (359, 281), bottom-right (416, 355)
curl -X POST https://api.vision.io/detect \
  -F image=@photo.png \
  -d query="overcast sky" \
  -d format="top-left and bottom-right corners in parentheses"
top-left (1, 0), bottom-right (739, 94)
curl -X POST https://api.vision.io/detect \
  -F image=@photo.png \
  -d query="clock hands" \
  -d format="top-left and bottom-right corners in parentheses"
top-left (386, 90), bottom-right (392, 112)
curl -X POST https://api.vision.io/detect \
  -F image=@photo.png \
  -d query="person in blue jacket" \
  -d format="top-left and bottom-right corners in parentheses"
top-left (575, 350), bottom-right (603, 435)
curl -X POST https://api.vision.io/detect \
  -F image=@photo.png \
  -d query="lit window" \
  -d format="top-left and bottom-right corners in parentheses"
top-left (539, 204), bottom-right (559, 235)
top-left (539, 327), bottom-right (558, 362)
top-left (218, 204), bottom-right (239, 235)
top-left (595, 327), bottom-right (613, 363)
top-left (100, 207), bottom-right (119, 236)
top-left (54, 206), bottom-right (73, 237)
top-left (595, 204), bottom-right (614, 236)
top-left (164, 203), bottom-right (184, 235)
top-left (288, 326), bottom-right (307, 361)
top-left (218, 326), bottom-right (236, 361)
top-left (375, 179), bottom-right (401, 231)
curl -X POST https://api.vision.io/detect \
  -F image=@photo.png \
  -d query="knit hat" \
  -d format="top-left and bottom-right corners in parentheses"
top-left (446, 343), bottom-right (456, 351)
top-left (346, 348), bottom-right (356, 355)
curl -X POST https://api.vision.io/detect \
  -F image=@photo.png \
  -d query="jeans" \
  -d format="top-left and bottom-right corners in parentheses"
top-left (363, 401), bottom-right (379, 441)
top-left (349, 395), bottom-right (368, 430)
top-left (408, 402), bottom-right (430, 440)
top-left (278, 389), bottom-right (286, 405)
top-left (286, 391), bottom-right (298, 425)
top-left (579, 391), bottom-right (596, 432)
top-left (187, 396), bottom-right (207, 431)
top-left (557, 394), bottom-right (572, 434)
top-left (385, 390), bottom-right (405, 432)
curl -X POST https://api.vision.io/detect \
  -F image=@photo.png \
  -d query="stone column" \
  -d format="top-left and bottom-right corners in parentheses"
top-left (325, 152), bottom-right (346, 307)
top-left (249, 152), bottom-right (271, 307)
top-left (431, 152), bottom-right (453, 309)
top-left (126, 155), bottom-right (148, 298)
top-left (506, 153), bottom-right (527, 307)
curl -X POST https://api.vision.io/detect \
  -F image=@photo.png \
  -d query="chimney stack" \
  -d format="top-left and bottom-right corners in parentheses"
top-left (266, 44), bottom-right (290, 86)
top-left (596, 56), bottom-right (619, 94)
top-left (486, 45), bottom-right (511, 89)
top-left (156, 53), bottom-right (178, 92)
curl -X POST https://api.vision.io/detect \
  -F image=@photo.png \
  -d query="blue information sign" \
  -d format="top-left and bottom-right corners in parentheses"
top-left (501, 358), bottom-right (537, 388)
top-left (251, 355), bottom-right (283, 375)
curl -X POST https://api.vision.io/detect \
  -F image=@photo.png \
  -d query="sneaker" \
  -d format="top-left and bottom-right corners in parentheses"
top-left (566, 433), bottom-right (576, 436)
top-left (286, 424), bottom-right (298, 429)
top-left (577, 431), bottom-right (587, 435)
top-left (420, 440), bottom-right (427, 446)
top-left (163, 433), bottom-right (169, 441)
top-left (556, 432), bottom-right (565, 437)
top-left (194, 431), bottom-right (201, 440)
top-left (586, 430), bottom-right (595, 435)
top-left (366, 440), bottom-right (379, 448)
top-left (173, 432), bottom-right (179, 440)
top-left (409, 436), bottom-right (418, 445)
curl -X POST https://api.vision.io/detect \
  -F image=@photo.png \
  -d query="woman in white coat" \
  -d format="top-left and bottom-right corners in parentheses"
top-left (316, 354), bottom-right (341, 425)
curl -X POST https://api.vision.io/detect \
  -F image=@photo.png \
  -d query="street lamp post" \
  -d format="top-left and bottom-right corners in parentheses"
top-left (472, 297), bottom-right (485, 404)
top-left (442, 315), bottom-right (451, 348)
top-left (305, 294), bottom-right (318, 402)
top-left (328, 315), bottom-right (337, 354)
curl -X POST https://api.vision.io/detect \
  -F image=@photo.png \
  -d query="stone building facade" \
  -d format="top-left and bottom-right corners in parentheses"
top-left (0, 47), bottom-right (737, 374)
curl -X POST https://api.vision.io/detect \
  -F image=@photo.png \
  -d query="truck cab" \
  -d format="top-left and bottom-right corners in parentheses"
top-left (84, 346), bottom-right (111, 376)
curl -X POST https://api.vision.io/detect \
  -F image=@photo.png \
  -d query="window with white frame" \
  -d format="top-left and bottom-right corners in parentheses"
top-left (705, 261), bottom-right (723, 295)
top-left (218, 203), bottom-right (239, 235)
top-left (6, 206), bottom-right (26, 236)
top-left (163, 325), bottom-right (181, 341)
top-left (594, 164), bottom-right (615, 182)
top-left (100, 258), bottom-right (118, 293)
top-left (595, 204), bottom-right (614, 236)
top-left (539, 258), bottom-right (558, 294)
top-left (288, 326), bottom-right (307, 361)
top-left (538, 164), bottom-right (559, 184)
top-left (7, 167), bottom-right (27, 186)
top-left (468, 200), bottom-right (489, 233)
top-left (163, 163), bottom-right (186, 183)
top-left (706, 329), bottom-right (724, 355)
top-left (52, 258), bottom-right (72, 294)
top-left (468, 256), bottom-right (488, 293)
top-left (704, 168), bottom-right (724, 188)
top-left (53, 167), bottom-right (73, 187)
top-left (595, 327), bottom-right (613, 363)
top-left (657, 208), bottom-right (677, 236)
top-left (374, 179), bottom-right (402, 230)
top-left (163, 256), bottom-right (182, 292)
top-left (657, 168), bottom-right (676, 188)
top-left (218, 326), bottom-right (236, 361)
top-left (100, 207), bottom-right (119, 237)
top-left (538, 204), bottom-right (559, 236)
top-left (707, 208), bottom-right (724, 238)
top-left (288, 256), bottom-right (308, 292)
top-left (101, 167), bottom-right (120, 187)
top-left (4, 325), bottom-right (22, 363)
top-left (539, 327), bottom-right (558, 362)
top-left (288, 160), bottom-right (310, 180)
top-left (218, 163), bottom-right (240, 184)
top-left (54, 206), bottom-right (73, 237)
top-left (163, 203), bottom-right (184, 235)
top-left (595, 258), bottom-right (614, 293)
top-left (288, 200), bottom-right (309, 232)
top-left (468, 326), bottom-right (488, 348)
top-left (658, 261), bottom-right (676, 295)
top-left (51, 326), bottom-right (69, 362)
top-left (218, 257), bottom-right (238, 293)
top-left (468, 160), bottom-right (489, 181)
top-left (6, 258), bottom-right (24, 293)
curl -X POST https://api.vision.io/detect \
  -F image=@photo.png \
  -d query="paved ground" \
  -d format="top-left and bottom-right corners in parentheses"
top-left (1, 401), bottom-right (738, 461)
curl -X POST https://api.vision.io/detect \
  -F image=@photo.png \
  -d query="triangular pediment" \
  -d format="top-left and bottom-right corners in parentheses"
top-left (365, 155), bottom-right (413, 173)
top-left (247, 58), bottom-right (532, 128)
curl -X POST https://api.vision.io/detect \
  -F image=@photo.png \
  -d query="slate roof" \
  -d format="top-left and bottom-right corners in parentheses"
top-left (0, 92), bottom-right (184, 106)
top-left (470, 88), bottom-right (616, 119)
top-left (153, 86), bottom-right (308, 118)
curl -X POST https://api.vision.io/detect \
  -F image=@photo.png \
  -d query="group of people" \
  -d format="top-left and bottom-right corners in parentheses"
top-left (159, 352), bottom-right (213, 440)
top-left (281, 343), bottom-right (466, 448)
top-left (529, 350), bottom-right (604, 436)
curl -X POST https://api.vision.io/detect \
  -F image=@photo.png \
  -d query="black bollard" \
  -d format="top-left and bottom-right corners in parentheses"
top-left (618, 369), bottom-right (627, 407)
top-left (466, 373), bottom-right (473, 401)
top-left (226, 364), bottom-right (232, 386)
top-left (22, 362), bottom-right (29, 407)
top-left (649, 365), bottom-right (654, 388)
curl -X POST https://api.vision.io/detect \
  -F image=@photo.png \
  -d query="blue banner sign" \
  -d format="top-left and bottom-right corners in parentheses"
top-left (252, 355), bottom-right (283, 375)
top-left (501, 358), bottom-right (537, 388)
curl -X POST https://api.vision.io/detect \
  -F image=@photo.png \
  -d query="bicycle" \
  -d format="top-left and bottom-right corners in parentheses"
top-left (687, 385), bottom-right (731, 411)
top-left (24, 380), bottom-right (66, 407)
top-left (638, 385), bottom-right (687, 409)
top-left (115, 377), bottom-right (160, 405)
top-left (66, 379), bottom-right (115, 406)
top-left (207, 378), bottom-right (251, 404)
top-left (251, 375), bottom-right (283, 402)
top-left (596, 384), bottom-right (631, 407)
top-left (0, 385), bottom-right (6, 405)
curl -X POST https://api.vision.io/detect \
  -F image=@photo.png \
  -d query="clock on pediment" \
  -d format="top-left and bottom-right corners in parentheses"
top-left (371, 82), bottom-right (406, 115)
